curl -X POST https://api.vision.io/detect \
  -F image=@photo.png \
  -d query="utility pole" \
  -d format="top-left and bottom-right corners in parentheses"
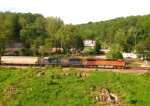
top-left (144, 55), bottom-right (148, 71)
top-left (144, 55), bottom-right (147, 66)
top-left (141, 54), bottom-right (143, 60)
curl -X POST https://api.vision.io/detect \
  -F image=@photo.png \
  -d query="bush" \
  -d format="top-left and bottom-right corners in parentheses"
top-left (19, 48), bottom-right (33, 56)
top-left (106, 50), bottom-right (123, 59)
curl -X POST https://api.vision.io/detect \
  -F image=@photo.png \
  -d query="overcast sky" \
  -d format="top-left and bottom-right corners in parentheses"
top-left (0, 0), bottom-right (150, 25)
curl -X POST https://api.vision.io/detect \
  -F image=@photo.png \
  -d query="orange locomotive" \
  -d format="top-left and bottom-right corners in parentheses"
top-left (84, 59), bottom-right (126, 69)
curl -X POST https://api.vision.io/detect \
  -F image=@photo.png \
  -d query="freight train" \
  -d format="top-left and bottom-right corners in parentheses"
top-left (0, 56), bottom-right (126, 69)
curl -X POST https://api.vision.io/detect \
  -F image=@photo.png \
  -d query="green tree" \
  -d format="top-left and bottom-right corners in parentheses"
top-left (145, 35), bottom-right (150, 60)
top-left (114, 29), bottom-right (127, 52)
top-left (135, 41), bottom-right (146, 54)
top-left (32, 36), bottom-right (44, 56)
top-left (44, 38), bottom-right (55, 55)
top-left (93, 40), bottom-right (101, 54)
top-left (57, 24), bottom-right (83, 54)
top-left (20, 22), bottom-right (45, 48)
top-left (83, 29), bottom-right (93, 39)
top-left (0, 12), bottom-right (13, 55)
top-left (128, 27), bottom-right (138, 47)
top-left (45, 16), bottom-right (64, 52)
top-left (106, 44), bottom-right (123, 59)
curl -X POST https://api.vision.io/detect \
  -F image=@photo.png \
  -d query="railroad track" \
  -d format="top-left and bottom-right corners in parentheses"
top-left (128, 66), bottom-right (150, 70)
top-left (1, 65), bottom-right (150, 74)
top-left (1, 65), bottom-right (150, 70)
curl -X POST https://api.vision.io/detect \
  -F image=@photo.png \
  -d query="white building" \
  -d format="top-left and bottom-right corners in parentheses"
top-left (100, 49), bottom-right (110, 54)
top-left (122, 53), bottom-right (137, 58)
top-left (83, 40), bottom-right (95, 49)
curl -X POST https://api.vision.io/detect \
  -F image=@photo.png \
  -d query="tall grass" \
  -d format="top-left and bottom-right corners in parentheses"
top-left (0, 67), bottom-right (150, 106)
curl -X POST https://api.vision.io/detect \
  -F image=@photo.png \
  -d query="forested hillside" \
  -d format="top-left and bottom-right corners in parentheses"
top-left (0, 11), bottom-right (150, 59)
top-left (0, 11), bottom-right (84, 56)
top-left (77, 15), bottom-right (150, 60)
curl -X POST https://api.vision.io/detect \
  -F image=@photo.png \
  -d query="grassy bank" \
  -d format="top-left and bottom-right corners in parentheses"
top-left (0, 66), bottom-right (150, 106)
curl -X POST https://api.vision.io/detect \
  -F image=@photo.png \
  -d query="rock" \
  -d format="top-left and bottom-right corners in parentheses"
top-left (36, 71), bottom-right (45, 77)
top-left (65, 72), bottom-right (70, 75)
top-left (81, 73), bottom-right (89, 77)
top-left (76, 73), bottom-right (81, 77)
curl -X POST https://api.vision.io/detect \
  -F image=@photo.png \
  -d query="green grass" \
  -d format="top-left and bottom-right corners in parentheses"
top-left (127, 62), bottom-right (141, 66)
top-left (83, 46), bottom-right (93, 51)
top-left (0, 66), bottom-right (150, 106)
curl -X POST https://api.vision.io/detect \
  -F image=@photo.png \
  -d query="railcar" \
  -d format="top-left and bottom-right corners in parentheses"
top-left (1, 56), bottom-right (40, 65)
top-left (41, 57), bottom-right (82, 67)
top-left (84, 59), bottom-right (126, 69)
top-left (41, 57), bottom-right (58, 66)
top-left (67, 58), bottom-right (82, 67)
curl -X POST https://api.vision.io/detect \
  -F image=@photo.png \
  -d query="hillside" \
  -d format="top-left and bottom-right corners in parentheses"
top-left (76, 15), bottom-right (150, 60)
top-left (0, 12), bottom-right (150, 60)
top-left (0, 66), bottom-right (150, 106)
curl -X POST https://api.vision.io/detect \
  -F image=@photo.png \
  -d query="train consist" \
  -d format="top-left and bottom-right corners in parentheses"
top-left (0, 56), bottom-right (126, 69)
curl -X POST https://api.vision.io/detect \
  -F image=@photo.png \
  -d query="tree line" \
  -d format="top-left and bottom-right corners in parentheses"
top-left (0, 11), bottom-right (150, 60)
top-left (0, 11), bottom-right (91, 56)
top-left (77, 15), bottom-right (150, 60)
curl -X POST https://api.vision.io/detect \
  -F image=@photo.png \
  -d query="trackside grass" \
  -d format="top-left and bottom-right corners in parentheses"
top-left (0, 66), bottom-right (150, 106)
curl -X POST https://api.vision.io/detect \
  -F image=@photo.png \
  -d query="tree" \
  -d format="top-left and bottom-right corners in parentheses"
top-left (20, 22), bottom-right (45, 48)
top-left (0, 13), bottom-right (13, 55)
top-left (44, 38), bottom-right (55, 55)
top-left (106, 44), bottom-right (123, 59)
top-left (135, 41), bottom-right (146, 54)
top-left (144, 35), bottom-right (150, 60)
top-left (83, 29), bottom-right (93, 39)
top-left (93, 40), bottom-right (101, 54)
top-left (128, 27), bottom-right (138, 47)
top-left (57, 24), bottom-right (84, 54)
top-left (106, 50), bottom-right (123, 60)
top-left (45, 16), bottom-right (64, 52)
top-left (32, 36), bottom-right (44, 56)
top-left (114, 29), bottom-right (127, 52)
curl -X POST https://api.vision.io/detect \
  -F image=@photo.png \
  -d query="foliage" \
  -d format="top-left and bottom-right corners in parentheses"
top-left (1, 11), bottom-right (150, 60)
top-left (1, 67), bottom-right (150, 106)
top-left (44, 16), bottom-right (64, 54)
top-left (93, 39), bottom-right (101, 54)
top-left (106, 50), bottom-right (123, 60)
top-left (0, 12), bottom-right (14, 55)
top-left (19, 48), bottom-right (32, 56)
top-left (77, 15), bottom-right (150, 59)
top-left (83, 46), bottom-right (93, 51)
top-left (127, 62), bottom-right (141, 66)
top-left (106, 44), bottom-right (123, 59)
top-left (114, 29), bottom-right (127, 51)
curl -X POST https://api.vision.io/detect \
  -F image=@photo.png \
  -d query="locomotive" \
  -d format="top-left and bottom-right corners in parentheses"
top-left (0, 56), bottom-right (126, 69)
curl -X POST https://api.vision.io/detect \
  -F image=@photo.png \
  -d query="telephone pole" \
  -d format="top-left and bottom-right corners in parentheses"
top-left (144, 55), bottom-right (148, 71)
top-left (144, 55), bottom-right (147, 66)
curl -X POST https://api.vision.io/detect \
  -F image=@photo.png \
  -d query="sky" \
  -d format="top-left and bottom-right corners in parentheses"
top-left (0, 0), bottom-right (150, 25)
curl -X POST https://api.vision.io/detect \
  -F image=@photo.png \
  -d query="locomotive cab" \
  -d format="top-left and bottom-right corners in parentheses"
top-left (41, 57), bottom-right (58, 66)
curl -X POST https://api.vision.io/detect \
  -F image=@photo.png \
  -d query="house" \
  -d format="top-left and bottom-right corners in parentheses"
top-left (83, 40), bottom-right (95, 49)
top-left (5, 43), bottom-right (23, 55)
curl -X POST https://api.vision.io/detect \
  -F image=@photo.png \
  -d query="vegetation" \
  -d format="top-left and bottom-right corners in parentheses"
top-left (127, 62), bottom-right (141, 66)
top-left (77, 16), bottom-right (150, 60)
top-left (93, 39), bottom-right (101, 54)
top-left (0, 67), bottom-right (150, 106)
top-left (0, 12), bottom-right (85, 56)
top-left (106, 44), bottom-right (123, 59)
top-left (1, 10), bottom-right (150, 106)
top-left (0, 11), bottom-right (150, 60)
